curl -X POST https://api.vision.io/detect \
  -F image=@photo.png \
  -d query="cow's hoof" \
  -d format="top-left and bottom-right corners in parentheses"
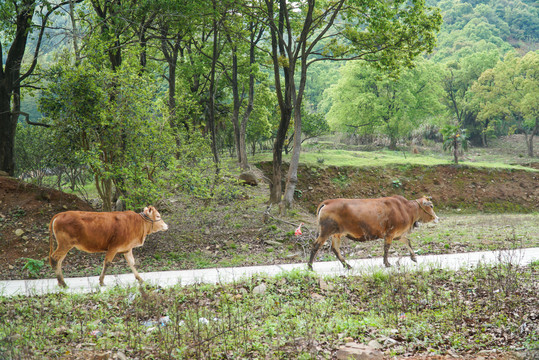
top-left (344, 264), bottom-right (352, 270)
top-left (307, 264), bottom-right (314, 271)
top-left (59, 282), bottom-right (67, 288)
top-left (384, 263), bottom-right (391, 268)
top-left (411, 257), bottom-right (417, 263)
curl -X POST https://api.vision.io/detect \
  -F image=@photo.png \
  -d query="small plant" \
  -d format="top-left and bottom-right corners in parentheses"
top-left (441, 124), bottom-right (468, 164)
top-left (331, 173), bottom-right (349, 188)
top-left (9, 207), bottom-right (26, 220)
top-left (317, 157), bottom-right (325, 164)
top-left (22, 258), bottom-right (44, 278)
top-left (392, 179), bottom-right (402, 188)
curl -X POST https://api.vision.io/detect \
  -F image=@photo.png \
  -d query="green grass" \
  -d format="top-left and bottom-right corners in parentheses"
top-left (1, 263), bottom-right (537, 359)
top-left (250, 148), bottom-right (538, 172)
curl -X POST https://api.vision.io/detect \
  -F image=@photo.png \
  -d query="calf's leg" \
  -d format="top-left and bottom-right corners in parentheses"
top-left (50, 242), bottom-right (73, 288)
top-left (331, 236), bottom-right (352, 269)
top-left (124, 249), bottom-right (143, 284)
top-left (99, 250), bottom-right (118, 286)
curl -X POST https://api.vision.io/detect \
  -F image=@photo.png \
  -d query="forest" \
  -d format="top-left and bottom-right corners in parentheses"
top-left (1, 0), bottom-right (538, 211)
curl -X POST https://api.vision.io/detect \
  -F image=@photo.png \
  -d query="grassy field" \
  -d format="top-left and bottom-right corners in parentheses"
top-left (250, 148), bottom-right (538, 172)
top-left (1, 261), bottom-right (537, 359)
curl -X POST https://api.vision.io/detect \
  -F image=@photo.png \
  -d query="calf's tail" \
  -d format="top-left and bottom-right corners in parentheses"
top-left (49, 216), bottom-right (57, 266)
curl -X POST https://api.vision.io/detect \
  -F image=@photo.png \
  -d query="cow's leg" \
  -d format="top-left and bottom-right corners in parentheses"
top-left (123, 249), bottom-right (143, 284)
top-left (399, 236), bottom-right (417, 263)
top-left (99, 250), bottom-right (118, 286)
top-left (50, 242), bottom-right (73, 288)
top-left (331, 236), bottom-right (352, 269)
top-left (383, 236), bottom-right (394, 267)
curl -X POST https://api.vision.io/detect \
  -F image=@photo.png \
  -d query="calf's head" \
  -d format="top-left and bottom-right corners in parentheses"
top-left (143, 206), bottom-right (169, 232)
top-left (416, 196), bottom-right (439, 224)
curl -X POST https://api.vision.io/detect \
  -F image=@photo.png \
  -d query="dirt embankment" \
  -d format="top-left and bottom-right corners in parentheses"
top-left (0, 175), bottom-right (93, 269)
top-left (259, 162), bottom-right (539, 213)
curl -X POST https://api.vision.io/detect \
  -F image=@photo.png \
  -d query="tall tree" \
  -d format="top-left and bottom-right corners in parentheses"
top-left (441, 51), bottom-right (500, 146)
top-left (0, 0), bottom-right (79, 176)
top-left (259, 0), bottom-right (442, 208)
top-left (471, 51), bottom-right (539, 157)
top-left (325, 60), bottom-right (444, 148)
top-left (223, 19), bottom-right (264, 169)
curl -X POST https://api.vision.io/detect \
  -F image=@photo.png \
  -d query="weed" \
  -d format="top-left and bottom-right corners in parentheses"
top-left (9, 207), bottom-right (26, 220)
top-left (22, 258), bottom-right (44, 278)
top-left (331, 173), bottom-right (349, 188)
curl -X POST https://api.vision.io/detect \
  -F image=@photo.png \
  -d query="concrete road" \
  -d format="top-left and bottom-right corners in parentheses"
top-left (1, 247), bottom-right (538, 297)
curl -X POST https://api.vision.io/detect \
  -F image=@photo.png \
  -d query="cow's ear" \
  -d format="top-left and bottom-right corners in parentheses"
top-left (143, 207), bottom-right (149, 214)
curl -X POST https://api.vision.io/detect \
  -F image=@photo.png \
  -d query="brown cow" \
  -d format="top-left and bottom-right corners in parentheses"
top-left (308, 195), bottom-right (438, 270)
top-left (49, 206), bottom-right (168, 287)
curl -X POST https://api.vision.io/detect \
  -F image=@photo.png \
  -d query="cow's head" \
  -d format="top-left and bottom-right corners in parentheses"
top-left (143, 206), bottom-right (169, 232)
top-left (416, 196), bottom-right (439, 224)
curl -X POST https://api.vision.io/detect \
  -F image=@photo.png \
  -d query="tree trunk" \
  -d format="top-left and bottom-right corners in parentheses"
top-left (525, 120), bottom-right (538, 157)
top-left (208, 0), bottom-right (220, 168)
top-left (229, 43), bottom-right (243, 166)
top-left (453, 138), bottom-right (459, 164)
top-left (0, 1), bottom-right (36, 176)
top-left (270, 106), bottom-right (292, 203)
top-left (524, 132), bottom-right (534, 158)
top-left (283, 104), bottom-right (302, 210)
top-left (0, 99), bottom-right (17, 176)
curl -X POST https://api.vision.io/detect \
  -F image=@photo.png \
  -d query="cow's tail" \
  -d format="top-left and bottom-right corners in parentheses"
top-left (315, 203), bottom-right (326, 238)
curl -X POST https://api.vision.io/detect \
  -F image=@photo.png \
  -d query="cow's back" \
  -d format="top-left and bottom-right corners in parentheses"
top-left (318, 196), bottom-right (413, 239)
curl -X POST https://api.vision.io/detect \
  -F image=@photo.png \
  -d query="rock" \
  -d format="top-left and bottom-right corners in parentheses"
top-left (336, 343), bottom-right (384, 360)
top-left (14, 229), bottom-right (24, 237)
top-left (264, 240), bottom-right (282, 247)
top-left (55, 326), bottom-right (69, 336)
top-left (116, 351), bottom-right (128, 360)
top-left (93, 351), bottom-right (112, 360)
top-left (0, 171), bottom-right (9, 177)
top-left (253, 283), bottom-right (267, 295)
top-left (114, 198), bottom-right (126, 211)
top-left (319, 278), bottom-right (334, 291)
top-left (311, 293), bottom-right (324, 301)
top-left (239, 172), bottom-right (258, 186)
top-left (367, 340), bottom-right (383, 350)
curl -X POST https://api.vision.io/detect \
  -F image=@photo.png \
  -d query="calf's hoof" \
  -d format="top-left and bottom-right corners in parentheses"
top-left (57, 276), bottom-right (67, 288)
top-left (384, 262), bottom-right (391, 268)
top-left (410, 256), bottom-right (417, 263)
top-left (307, 263), bottom-right (314, 271)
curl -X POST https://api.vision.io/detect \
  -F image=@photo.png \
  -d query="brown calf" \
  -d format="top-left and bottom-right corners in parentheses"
top-left (308, 195), bottom-right (438, 269)
top-left (49, 206), bottom-right (168, 287)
